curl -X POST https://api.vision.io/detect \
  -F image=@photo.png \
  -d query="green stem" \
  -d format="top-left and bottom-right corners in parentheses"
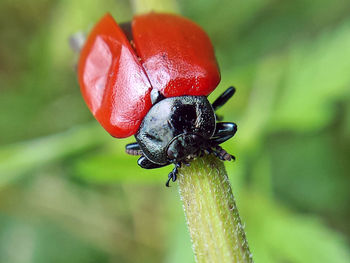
top-left (178, 154), bottom-right (253, 263)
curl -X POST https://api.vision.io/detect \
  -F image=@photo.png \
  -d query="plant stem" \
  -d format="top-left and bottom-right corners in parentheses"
top-left (177, 154), bottom-right (253, 263)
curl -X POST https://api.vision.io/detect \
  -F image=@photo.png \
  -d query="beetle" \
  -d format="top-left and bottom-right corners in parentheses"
top-left (78, 13), bottom-right (237, 186)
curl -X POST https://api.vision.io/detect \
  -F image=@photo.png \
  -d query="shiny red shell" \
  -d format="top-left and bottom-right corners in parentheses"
top-left (78, 13), bottom-right (220, 138)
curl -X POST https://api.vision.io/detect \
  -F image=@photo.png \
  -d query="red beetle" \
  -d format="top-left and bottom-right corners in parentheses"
top-left (78, 13), bottom-right (237, 186)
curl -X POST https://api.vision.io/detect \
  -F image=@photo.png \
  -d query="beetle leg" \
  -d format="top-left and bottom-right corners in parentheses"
top-left (209, 122), bottom-right (236, 161)
top-left (166, 162), bottom-right (181, 187)
top-left (212, 146), bottom-right (235, 161)
top-left (165, 176), bottom-right (172, 187)
top-left (212, 86), bottom-right (236, 111)
top-left (125, 142), bottom-right (143, 156)
top-left (137, 156), bottom-right (168, 169)
top-left (210, 122), bottom-right (237, 145)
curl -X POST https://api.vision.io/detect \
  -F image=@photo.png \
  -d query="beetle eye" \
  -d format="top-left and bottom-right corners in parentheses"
top-left (150, 89), bottom-right (164, 105)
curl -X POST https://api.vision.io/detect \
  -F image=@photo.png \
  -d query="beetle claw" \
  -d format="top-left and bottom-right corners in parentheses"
top-left (172, 172), bottom-right (177, 182)
top-left (165, 175), bottom-right (171, 187)
top-left (165, 163), bottom-right (181, 187)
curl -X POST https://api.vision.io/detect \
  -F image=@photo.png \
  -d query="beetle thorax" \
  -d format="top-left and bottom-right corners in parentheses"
top-left (135, 96), bottom-right (216, 165)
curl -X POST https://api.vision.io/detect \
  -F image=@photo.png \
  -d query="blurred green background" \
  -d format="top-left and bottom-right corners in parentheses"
top-left (1, 0), bottom-right (350, 262)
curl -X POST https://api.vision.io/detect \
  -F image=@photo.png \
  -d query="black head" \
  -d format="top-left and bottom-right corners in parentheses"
top-left (167, 133), bottom-right (207, 162)
top-left (135, 96), bottom-right (216, 165)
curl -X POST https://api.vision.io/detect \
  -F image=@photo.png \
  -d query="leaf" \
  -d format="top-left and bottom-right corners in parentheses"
top-left (0, 215), bottom-right (108, 263)
top-left (73, 152), bottom-right (169, 184)
top-left (239, 192), bottom-right (350, 263)
top-left (272, 20), bottom-right (350, 131)
top-left (267, 131), bottom-right (349, 214)
top-left (0, 123), bottom-right (107, 188)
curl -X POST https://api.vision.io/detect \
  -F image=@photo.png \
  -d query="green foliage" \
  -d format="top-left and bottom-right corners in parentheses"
top-left (241, 192), bottom-right (350, 263)
top-left (0, 0), bottom-right (349, 262)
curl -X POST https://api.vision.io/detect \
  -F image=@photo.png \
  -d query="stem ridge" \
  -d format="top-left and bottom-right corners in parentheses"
top-left (178, 154), bottom-right (253, 263)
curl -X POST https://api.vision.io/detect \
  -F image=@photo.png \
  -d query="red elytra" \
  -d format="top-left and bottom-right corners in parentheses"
top-left (78, 13), bottom-right (220, 138)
